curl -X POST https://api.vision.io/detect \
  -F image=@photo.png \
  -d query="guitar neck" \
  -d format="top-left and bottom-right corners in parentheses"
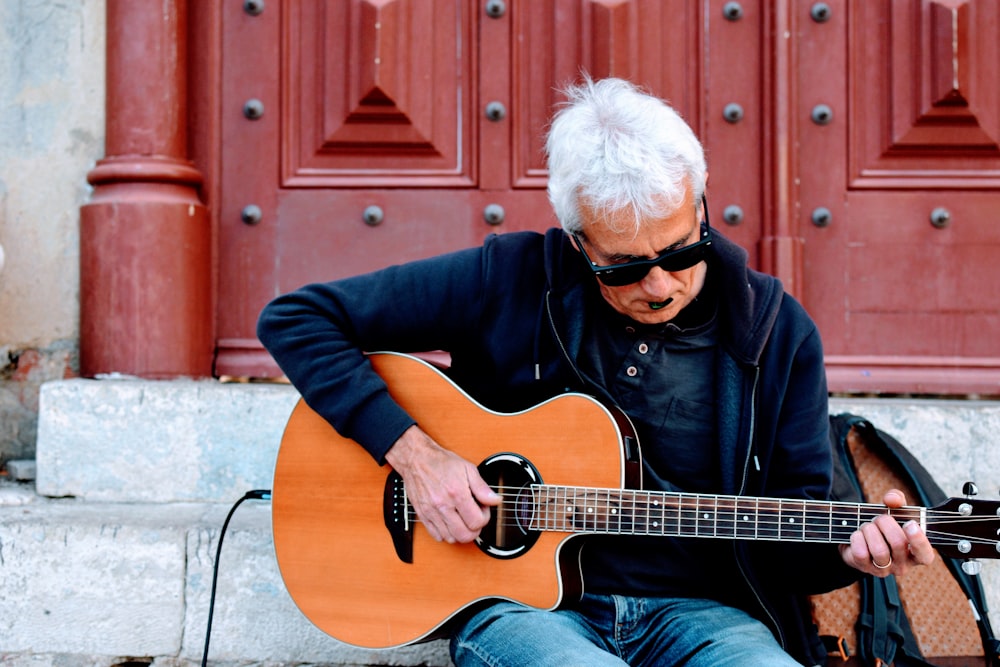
top-left (529, 485), bottom-right (924, 545)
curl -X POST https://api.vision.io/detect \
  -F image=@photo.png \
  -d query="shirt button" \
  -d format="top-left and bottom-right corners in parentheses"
top-left (626, 366), bottom-right (638, 377)
top-left (638, 343), bottom-right (649, 354)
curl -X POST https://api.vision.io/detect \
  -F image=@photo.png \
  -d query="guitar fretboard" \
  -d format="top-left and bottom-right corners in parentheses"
top-left (529, 485), bottom-right (925, 544)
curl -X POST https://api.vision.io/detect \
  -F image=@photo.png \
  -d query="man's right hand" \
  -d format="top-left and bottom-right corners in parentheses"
top-left (384, 425), bottom-right (501, 544)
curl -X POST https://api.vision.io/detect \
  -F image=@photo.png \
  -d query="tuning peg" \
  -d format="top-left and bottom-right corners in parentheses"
top-left (963, 482), bottom-right (979, 498)
top-left (962, 559), bottom-right (983, 576)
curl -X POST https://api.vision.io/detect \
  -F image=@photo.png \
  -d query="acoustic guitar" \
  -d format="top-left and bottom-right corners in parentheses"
top-left (271, 352), bottom-right (1000, 649)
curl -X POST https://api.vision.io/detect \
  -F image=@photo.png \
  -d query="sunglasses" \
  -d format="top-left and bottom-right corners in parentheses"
top-left (572, 196), bottom-right (713, 287)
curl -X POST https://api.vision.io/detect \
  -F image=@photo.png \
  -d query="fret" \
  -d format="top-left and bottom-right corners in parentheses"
top-left (621, 489), bottom-right (635, 534)
top-left (777, 499), bottom-right (806, 541)
top-left (830, 502), bottom-right (859, 542)
top-left (695, 496), bottom-right (718, 538)
top-left (630, 492), bottom-right (642, 534)
top-left (585, 489), bottom-right (597, 531)
top-left (694, 496), bottom-right (706, 537)
top-left (535, 485), bottom-right (545, 531)
top-left (632, 491), bottom-right (650, 534)
top-left (734, 497), bottom-right (758, 539)
top-left (598, 489), bottom-right (610, 532)
top-left (756, 499), bottom-right (780, 539)
top-left (859, 504), bottom-right (885, 525)
top-left (560, 486), bottom-right (576, 532)
top-left (639, 490), bottom-right (651, 533)
top-left (607, 489), bottom-right (622, 533)
top-left (716, 496), bottom-right (737, 539)
top-left (629, 491), bottom-right (649, 534)
top-left (546, 485), bottom-right (556, 532)
top-left (645, 493), bottom-right (667, 535)
top-left (803, 501), bottom-right (831, 542)
top-left (562, 486), bottom-right (574, 532)
top-left (680, 494), bottom-right (698, 537)
top-left (546, 485), bottom-right (558, 532)
top-left (540, 485), bottom-right (552, 531)
top-left (538, 485), bottom-right (549, 532)
top-left (667, 493), bottom-right (680, 537)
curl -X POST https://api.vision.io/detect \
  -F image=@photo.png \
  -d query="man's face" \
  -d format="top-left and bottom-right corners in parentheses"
top-left (572, 188), bottom-right (708, 325)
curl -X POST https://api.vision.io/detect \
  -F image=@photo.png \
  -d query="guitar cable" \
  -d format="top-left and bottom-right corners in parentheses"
top-left (201, 488), bottom-right (272, 667)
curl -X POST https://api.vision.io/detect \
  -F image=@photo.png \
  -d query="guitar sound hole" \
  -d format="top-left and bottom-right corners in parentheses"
top-left (475, 453), bottom-right (542, 559)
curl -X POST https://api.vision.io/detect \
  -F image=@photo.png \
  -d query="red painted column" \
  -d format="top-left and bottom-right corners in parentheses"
top-left (80, 0), bottom-right (212, 378)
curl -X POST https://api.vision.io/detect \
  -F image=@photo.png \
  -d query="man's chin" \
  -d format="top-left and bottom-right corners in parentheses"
top-left (628, 304), bottom-right (680, 325)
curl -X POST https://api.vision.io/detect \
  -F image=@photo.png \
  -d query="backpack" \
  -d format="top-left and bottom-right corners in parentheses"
top-left (809, 413), bottom-right (1000, 666)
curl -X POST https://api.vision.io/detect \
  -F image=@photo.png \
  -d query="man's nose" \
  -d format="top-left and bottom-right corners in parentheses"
top-left (638, 265), bottom-right (675, 295)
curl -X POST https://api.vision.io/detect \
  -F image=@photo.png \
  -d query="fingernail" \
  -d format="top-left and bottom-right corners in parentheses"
top-left (904, 521), bottom-right (920, 535)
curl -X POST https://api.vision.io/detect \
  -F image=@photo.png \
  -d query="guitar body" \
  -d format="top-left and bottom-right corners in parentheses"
top-left (272, 352), bottom-right (639, 649)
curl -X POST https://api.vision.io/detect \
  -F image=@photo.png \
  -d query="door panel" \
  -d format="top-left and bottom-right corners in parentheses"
top-left (849, 0), bottom-right (1000, 188)
top-left (216, 0), bottom-right (713, 376)
top-left (282, 1), bottom-right (475, 186)
top-left (801, 0), bottom-right (1000, 393)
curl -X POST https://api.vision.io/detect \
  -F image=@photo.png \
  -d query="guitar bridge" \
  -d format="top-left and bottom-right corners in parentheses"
top-left (383, 470), bottom-right (414, 563)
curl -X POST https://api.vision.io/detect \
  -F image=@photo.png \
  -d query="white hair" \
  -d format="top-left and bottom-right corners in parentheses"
top-left (545, 76), bottom-right (707, 235)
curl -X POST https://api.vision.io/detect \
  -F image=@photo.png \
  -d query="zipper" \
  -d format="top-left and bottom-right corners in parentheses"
top-left (545, 290), bottom-right (586, 388)
top-left (733, 366), bottom-right (786, 650)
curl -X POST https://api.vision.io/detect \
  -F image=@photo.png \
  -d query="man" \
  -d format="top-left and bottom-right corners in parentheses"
top-left (258, 76), bottom-right (933, 666)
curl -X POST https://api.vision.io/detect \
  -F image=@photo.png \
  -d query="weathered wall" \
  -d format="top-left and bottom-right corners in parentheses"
top-left (0, 1), bottom-right (105, 465)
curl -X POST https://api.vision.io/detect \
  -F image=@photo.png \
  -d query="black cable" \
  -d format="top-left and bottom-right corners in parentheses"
top-left (201, 489), bottom-right (271, 667)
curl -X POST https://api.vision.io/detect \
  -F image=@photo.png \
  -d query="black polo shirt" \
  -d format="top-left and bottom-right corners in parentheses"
top-left (576, 272), bottom-right (745, 601)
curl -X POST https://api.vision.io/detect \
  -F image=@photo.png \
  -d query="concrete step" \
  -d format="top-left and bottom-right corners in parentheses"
top-left (10, 377), bottom-right (1000, 665)
top-left (34, 378), bottom-right (300, 504)
top-left (0, 484), bottom-right (451, 666)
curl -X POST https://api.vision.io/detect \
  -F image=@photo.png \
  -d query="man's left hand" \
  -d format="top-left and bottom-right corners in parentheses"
top-left (839, 489), bottom-right (936, 577)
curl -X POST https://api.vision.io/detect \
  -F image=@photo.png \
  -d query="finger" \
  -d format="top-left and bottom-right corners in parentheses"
top-left (902, 520), bottom-right (935, 565)
top-left (469, 469), bottom-right (502, 507)
top-left (418, 510), bottom-right (444, 542)
top-left (882, 488), bottom-right (907, 508)
top-left (861, 521), bottom-right (893, 575)
top-left (847, 528), bottom-right (873, 563)
top-left (451, 496), bottom-right (490, 539)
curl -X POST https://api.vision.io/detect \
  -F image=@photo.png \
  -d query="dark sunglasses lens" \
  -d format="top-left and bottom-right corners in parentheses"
top-left (658, 241), bottom-right (709, 272)
top-left (598, 265), bottom-right (647, 286)
top-left (597, 241), bottom-right (708, 286)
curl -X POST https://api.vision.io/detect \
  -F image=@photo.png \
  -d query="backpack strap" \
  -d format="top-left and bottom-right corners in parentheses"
top-left (856, 575), bottom-right (904, 666)
top-left (852, 418), bottom-right (1000, 666)
top-left (826, 414), bottom-right (915, 666)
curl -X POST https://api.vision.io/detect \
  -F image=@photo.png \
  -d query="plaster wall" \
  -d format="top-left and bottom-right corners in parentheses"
top-left (0, 0), bottom-right (105, 462)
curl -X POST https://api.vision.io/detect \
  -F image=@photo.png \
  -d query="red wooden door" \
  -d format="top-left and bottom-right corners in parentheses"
top-left (211, 0), bottom-right (1000, 395)
top-left (215, 0), bottom-right (734, 377)
top-left (796, 0), bottom-right (1000, 393)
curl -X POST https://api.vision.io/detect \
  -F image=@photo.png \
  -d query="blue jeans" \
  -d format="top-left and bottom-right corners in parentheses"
top-left (450, 594), bottom-right (805, 667)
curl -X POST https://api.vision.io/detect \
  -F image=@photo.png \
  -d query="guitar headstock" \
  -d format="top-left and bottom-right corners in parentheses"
top-left (929, 496), bottom-right (1000, 560)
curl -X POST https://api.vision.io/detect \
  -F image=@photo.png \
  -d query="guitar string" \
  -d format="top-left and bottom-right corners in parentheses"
top-left (395, 485), bottom-right (999, 547)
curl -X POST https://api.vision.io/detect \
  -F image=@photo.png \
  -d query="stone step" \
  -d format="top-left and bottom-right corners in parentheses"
top-left (34, 378), bottom-right (1000, 507)
top-left (35, 378), bottom-right (300, 504)
top-left (0, 485), bottom-right (451, 666)
top-left (20, 377), bottom-right (1000, 665)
